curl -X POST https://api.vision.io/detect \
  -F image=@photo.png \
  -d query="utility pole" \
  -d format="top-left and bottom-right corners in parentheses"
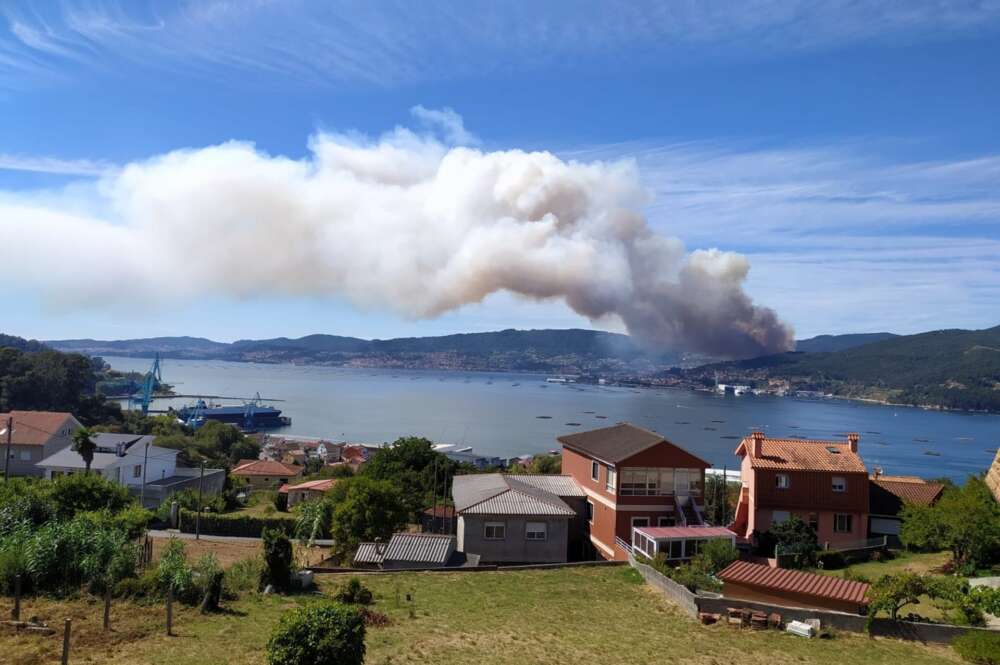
top-left (196, 460), bottom-right (205, 541)
top-left (3, 415), bottom-right (12, 481)
top-left (430, 457), bottom-right (439, 534)
top-left (139, 441), bottom-right (150, 508)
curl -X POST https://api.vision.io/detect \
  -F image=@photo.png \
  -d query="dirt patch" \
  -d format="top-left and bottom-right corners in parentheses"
top-left (150, 536), bottom-right (330, 568)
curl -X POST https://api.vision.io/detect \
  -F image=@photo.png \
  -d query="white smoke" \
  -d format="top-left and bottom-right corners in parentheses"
top-left (0, 118), bottom-right (793, 357)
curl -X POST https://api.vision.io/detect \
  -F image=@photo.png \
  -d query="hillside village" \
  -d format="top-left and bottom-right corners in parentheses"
top-left (2, 399), bottom-right (999, 664)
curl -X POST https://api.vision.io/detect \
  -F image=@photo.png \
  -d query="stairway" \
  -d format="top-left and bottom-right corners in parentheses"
top-left (681, 501), bottom-right (702, 526)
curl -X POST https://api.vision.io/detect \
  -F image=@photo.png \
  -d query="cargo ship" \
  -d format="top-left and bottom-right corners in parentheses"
top-left (175, 399), bottom-right (290, 431)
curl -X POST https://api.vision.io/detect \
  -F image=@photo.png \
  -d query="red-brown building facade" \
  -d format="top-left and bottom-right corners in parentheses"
top-left (559, 423), bottom-right (710, 561)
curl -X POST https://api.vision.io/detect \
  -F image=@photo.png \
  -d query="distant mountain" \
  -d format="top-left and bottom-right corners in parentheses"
top-left (795, 332), bottom-right (898, 353)
top-left (0, 333), bottom-right (49, 353)
top-left (697, 325), bottom-right (1000, 412)
top-left (46, 329), bottom-right (676, 373)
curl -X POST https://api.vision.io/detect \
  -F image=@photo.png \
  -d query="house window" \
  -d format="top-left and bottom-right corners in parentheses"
top-left (834, 514), bottom-right (853, 533)
top-left (621, 468), bottom-right (678, 496)
top-left (631, 517), bottom-right (650, 529)
top-left (775, 473), bottom-right (789, 489)
top-left (658, 516), bottom-right (675, 527)
top-left (132, 465), bottom-right (142, 478)
top-left (525, 522), bottom-right (547, 541)
top-left (605, 465), bottom-right (616, 492)
top-left (808, 513), bottom-right (819, 532)
top-left (772, 510), bottom-right (790, 524)
top-left (669, 539), bottom-right (683, 559)
top-left (832, 476), bottom-right (846, 492)
top-left (19, 450), bottom-right (31, 461)
top-left (591, 461), bottom-right (599, 482)
top-left (484, 522), bottom-right (506, 540)
top-left (586, 500), bottom-right (594, 523)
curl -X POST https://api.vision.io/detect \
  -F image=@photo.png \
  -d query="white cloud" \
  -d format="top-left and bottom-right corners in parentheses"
top-left (0, 121), bottom-right (792, 357)
top-left (0, 153), bottom-right (114, 176)
top-left (410, 105), bottom-right (478, 146)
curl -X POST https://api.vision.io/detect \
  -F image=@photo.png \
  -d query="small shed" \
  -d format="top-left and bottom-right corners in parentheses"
top-left (717, 560), bottom-right (870, 614)
top-left (353, 533), bottom-right (471, 570)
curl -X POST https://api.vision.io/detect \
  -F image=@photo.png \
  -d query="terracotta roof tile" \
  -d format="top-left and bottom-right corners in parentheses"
top-left (870, 477), bottom-right (945, 515)
top-left (0, 411), bottom-right (78, 446)
top-left (736, 434), bottom-right (867, 473)
top-left (286, 478), bottom-right (337, 492)
top-left (232, 459), bottom-right (301, 477)
top-left (718, 560), bottom-right (870, 605)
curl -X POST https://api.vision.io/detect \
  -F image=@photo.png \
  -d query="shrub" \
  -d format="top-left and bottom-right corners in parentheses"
top-left (698, 539), bottom-right (737, 574)
top-left (48, 474), bottom-right (133, 519)
top-left (274, 492), bottom-right (288, 512)
top-left (670, 562), bottom-right (721, 593)
top-left (194, 553), bottom-right (224, 613)
top-left (953, 630), bottom-right (1000, 665)
top-left (114, 568), bottom-right (160, 600)
top-left (816, 550), bottom-right (846, 570)
top-left (334, 577), bottom-right (374, 605)
top-left (266, 603), bottom-right (365, 665)
top-left (223, 556), bottom-right (265, 599)
top-left (261, 528), bottom-right (294, 592)
top-left (178, 509), bottom-right (296, 538)
top-left (156, 538), bottom-right (197, 603)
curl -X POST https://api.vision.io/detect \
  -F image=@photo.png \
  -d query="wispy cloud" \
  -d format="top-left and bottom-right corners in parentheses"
top-left (2, 1), bottom-right (999, 88)
top-left (0, 153), bottom-right (114, 176)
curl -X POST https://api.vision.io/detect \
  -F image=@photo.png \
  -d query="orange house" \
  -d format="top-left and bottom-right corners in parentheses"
top-left (559, 423), bottom-right (710, 561)
top-left (731, 432), bottom-right (869, 548)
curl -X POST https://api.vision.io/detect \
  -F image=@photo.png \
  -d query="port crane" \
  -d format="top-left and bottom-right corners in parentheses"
top-left (128, 354), bottom-right (162, 416)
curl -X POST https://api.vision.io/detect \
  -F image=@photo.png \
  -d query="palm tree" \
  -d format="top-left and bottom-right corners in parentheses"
top-left (72, 427), bottom-right (96, 475)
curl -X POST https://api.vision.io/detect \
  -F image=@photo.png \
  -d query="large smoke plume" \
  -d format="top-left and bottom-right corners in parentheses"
top-left (1, 121), bottom-right (793, 357)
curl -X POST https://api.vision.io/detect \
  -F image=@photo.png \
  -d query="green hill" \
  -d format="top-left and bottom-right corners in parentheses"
top-left (708, 325), bottom-right (1000, 412)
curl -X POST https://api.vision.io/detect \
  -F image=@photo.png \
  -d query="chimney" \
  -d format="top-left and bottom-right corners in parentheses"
top-left (751, 431), bottom-right (765, 457)
top-left (847, 433), bottom-right (860, 453)
top-left (873, 467), bottom-right (882, 479)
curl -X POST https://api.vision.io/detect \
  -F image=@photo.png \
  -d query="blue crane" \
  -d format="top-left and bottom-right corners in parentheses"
top-left (128, 354), bottom-right (162, 416)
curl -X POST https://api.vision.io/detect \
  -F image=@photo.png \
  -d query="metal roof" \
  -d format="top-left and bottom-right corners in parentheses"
top-left (635, 526), bottom-right (736, 540)
top-left (558, 422), bottom-right (710, 467)
top-left (718, 560), bottom-right (870, 605)
top-left (353, 542), bottom-right (385, 565)
top-left (452, 474), bottom-right (576, 516)
top-left (383, 533), bottom-right (455, 564)
top-left (506, 474), bottom-right (585, 497)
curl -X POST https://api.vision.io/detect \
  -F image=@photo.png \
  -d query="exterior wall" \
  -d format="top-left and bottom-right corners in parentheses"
top-left (4, 416), bottom-right (79, 477)
top-left (119, 448), bottom-right (176, 487)
top-left (753, 508), bottom-right (867, 547)
top-left (754, 469), bottom-right (868, 514)
top-left (288, 488), bottom-right (327, 507)
top-left (458, 515), bottom-right (570, 563)
top-left (721, 580), bottom-right (866, 614)
top-left (236, 473), bottom-right (300, 490)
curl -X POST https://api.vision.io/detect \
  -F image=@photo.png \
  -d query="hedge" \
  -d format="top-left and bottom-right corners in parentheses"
top-left (178, 509), bottom-right (296, 538)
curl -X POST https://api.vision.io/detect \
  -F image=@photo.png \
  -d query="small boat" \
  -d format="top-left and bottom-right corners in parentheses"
top-left (675, 421), bottom-right (690, 425)
top-left (564, 422), bottom-right (581, 426)
top-left (720, 435), bottom-right (740, 440)
top-left (536, 415), bottom-right (552, 419)
top-left (913, 438), bottom-right (930, 443)
top-left (711, 420), bottom-right (725, 423)
top-left (511, 383), bottom-right (520, 387)
top-left (923, 451), bottom-right (942, 457)
top-left (703, 427), bottom-right (717, 431)
top-left (583, 411), bottom-right (595, 414)
top-left (595, 415), bottom-right (607, 419)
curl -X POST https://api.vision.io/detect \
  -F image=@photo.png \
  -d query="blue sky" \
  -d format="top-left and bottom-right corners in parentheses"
top-left (1, 1), bottom-right (999, 345)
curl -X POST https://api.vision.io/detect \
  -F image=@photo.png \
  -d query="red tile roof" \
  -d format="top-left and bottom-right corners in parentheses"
top-left (735, 434), bottom-right (867, 473)
top-left (286, 478), bottom-right (337, 492)
top-left (232, 459), bottom-right (301, 477)
top-left (718, 560), bottom-right (870, 606)
top-left (423, 505), bottom-right (456, 518)
top-left (0, 411), bottom-right (77, 446)
top-left (871, 477), bottom-right (944, 505)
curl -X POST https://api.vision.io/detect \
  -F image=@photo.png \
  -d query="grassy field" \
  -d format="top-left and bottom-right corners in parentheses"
top-left (1, 566), bottom-right (964, 665)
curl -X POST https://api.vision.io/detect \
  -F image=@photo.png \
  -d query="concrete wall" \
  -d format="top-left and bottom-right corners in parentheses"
top-left (459, 515), bottom-right (570, 563)
top-left (629, 553), bottom-right (699, 617)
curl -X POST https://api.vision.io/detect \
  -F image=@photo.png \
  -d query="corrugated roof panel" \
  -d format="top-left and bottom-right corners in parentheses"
top-left (383, 533), bottom-right (454, 563)
top-left (505, 474), bottom-right (584, 497)
top-left (461, 489), bottom-right (575, 516)
top-left (718, 560), bottom-right (870, 605)
top-left (353, 542), bottom-right (385, 565)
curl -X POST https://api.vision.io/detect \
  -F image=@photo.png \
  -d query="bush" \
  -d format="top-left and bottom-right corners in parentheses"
top-left (266, 603), bottom-right (365, 665)
top-left (816, 550), bottom-right (846, 570)
top-left (48, 474), bottom-right (134, 519)
top-left (114, 568), bottom-right (160, 600)
top-left (334, 577), bottom-right (373, 605)
top-left (698, 539), bottom-right (737, 574)
top-left (261, 528), bottom-right (293, 592)
top-left (953, 630), bottom-right (1000, 665)
top-left (274, 492), bottom-right (288, 512)
top-left (178, 509), bottom-right (295, 538)
top-left (156, 538), bottom-right (197, 604)
top-left (223, 556), bottom-right (265, 599)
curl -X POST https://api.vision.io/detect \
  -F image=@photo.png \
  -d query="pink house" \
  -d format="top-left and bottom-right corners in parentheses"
top-left (731, 432), bottom-right (869, 548)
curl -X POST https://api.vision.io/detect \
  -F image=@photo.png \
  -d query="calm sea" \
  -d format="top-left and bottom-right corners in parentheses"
top-left (105, 357), bottom-right (1000, 482)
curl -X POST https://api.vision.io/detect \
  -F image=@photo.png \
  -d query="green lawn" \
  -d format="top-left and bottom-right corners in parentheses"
top-left (3, 566), bottom-right (962, 665)
top-left (816, 550), bottom-right (953, 581)
top-left (814, 550), bottom-right (956, 622)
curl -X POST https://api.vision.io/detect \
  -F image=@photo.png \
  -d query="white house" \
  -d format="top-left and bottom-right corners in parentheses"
top-left (37, 433), bottom-right (176, 486)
